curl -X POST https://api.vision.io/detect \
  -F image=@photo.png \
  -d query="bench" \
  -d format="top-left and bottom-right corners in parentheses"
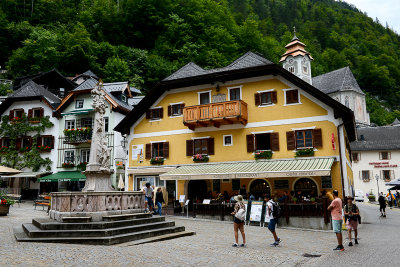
top-left (6, 194), bottom-right (22, 208)
top-left (34, 196), bottom-right (51, 211)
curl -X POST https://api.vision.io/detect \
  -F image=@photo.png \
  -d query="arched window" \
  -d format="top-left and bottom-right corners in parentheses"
top-left (294, 178), bottom-right (318, 198)
top-left (345, 96), bottom-right (349, 107)
top-left (288, 66), bottom-right (295, 73)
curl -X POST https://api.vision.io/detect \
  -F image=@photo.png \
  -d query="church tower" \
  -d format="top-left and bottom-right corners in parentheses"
top-left (280, 28), bottom-right (313, 84)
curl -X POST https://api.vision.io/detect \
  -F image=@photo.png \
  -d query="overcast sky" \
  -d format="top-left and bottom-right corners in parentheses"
top-left (342, 0), bottom-right (400, 33)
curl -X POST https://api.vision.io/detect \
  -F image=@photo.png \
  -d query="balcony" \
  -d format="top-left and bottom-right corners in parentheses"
top-left (183, 100), bottom-right (248, 130)
top-left (64, 130), bottom-right (93, 145)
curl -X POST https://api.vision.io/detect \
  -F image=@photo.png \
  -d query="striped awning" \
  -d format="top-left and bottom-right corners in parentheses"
top-left (160, 157), bottom-right (335, 180)
top-left (38, 171), bottom-right (86, 182)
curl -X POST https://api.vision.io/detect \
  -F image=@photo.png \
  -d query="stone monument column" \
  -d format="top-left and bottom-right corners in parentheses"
top-left (82, 80), bottom-right (114, 192)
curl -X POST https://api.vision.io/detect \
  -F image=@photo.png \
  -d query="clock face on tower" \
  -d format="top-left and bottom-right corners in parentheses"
top-left (288, 58), bottom-right (294, 64)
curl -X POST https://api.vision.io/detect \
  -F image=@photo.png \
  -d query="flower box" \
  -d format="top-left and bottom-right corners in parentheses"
top-left (62, 162), bottom-right (75, 168)
top-left (28, 117), bottom-right (40, 124)
top-left (254, 150), bottom-right (272, 160)
top-left (38, 145), bottom-right (51, 152)
top-left (192, 154), bottom-right (209, 163)
top-left (0, 147), bottom-right (9, 154)
top-left (150, 157), bottom-right (164, 165)
top-left (19, 147), bottom-right (31, 153)
top-left (77, 162), bottom-right (88, 170)
top-left (295, 148), bottom-right (314, 157)
top-left (0, 204), bottom-right (10, 216)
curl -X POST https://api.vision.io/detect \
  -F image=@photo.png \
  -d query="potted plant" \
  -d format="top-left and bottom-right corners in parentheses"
top-left (150, 157), bottom-right (165, 165)
top-left (193, 154), bottom-right (209, 163)
top-left (77, 162), bottom-right (88, 170)
top-left (368, 190), bottom-right (376, 202)
top-left (254, 150), bottom-right (273, 160)
top-left (0, 146), bottom-right (8, 154)
top-left (28, 117), bottom-right (40, 123)
top-left (62, 162), bottom-right (75, 168)
top-left (0, 191), bottom-right (15, 216)
top-left (295, 148), bottom-right (315, 157)
top-left (38, 145), bottom-right (51, 152)
top-left (19, 146), bottom-right (30, 153)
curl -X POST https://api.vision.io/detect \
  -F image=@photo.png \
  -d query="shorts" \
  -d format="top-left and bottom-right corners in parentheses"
top-left (234, 217), bottom-right (244, 224)
top-left (145, 196), bottom-right (154, 207)
top-left (380, 205), bottom-right (386, 212)
top-left (268, 218), bottom-right (277, 231)
top-left (346, 219), bottom-right (358, 230)
top-left (332, 219), bottom-right (343, 233)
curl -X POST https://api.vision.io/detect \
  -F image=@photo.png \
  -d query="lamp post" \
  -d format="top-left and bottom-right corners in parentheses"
top-left (375, 174), bottom-right (380, 196)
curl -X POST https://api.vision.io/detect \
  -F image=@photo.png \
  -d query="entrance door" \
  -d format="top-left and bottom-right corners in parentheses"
top-left (249, 179), bottom-right (271, 200)
top-left (294, 178), bottom-right (318, 198)
top-left (188, 180), bottom-right (208, 205)
top-left (166, 180), bottom-right (176, 204)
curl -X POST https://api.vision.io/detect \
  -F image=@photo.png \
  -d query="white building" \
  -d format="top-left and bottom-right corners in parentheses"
top-left (351, 124), bottom-right (400, 197)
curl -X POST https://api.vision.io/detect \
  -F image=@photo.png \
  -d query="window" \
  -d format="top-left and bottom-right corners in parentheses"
top-left (64, 150), bottom-right (75, 163)
top-left (42, 136), bottom-right (53, 147)
top-left (80, 118), bottom-right (93, 128)
top-left (382, 170), bottom-right (392, 182)
top-left (145, 142), bottom-right (169, 159)
top-left (121, 94), bottom-right (127, 103)
top-left (352, 153), bottom-right (360, 162)
top-left (223, 135), bottom-right (232, 146)
top-left (104, 117), bottom-right (109, 132)
top-left (65, 120), bottom-right (75, 129)
top-left (285, 89), bottom-right (299, 104)
top-left (379, 152), bottom-right (390, 160)
top-left (146, 108), bottom-right (163, 120)
top-left (345, 97), bottom-right (349, 108)
top-left (303, 66), bottom-right (308, 74)
top-left (199, 91), bottom-right (211, 105)
top-left (186, 138), bottom-right (214, 156)
top-left (168, 104), bottom-right (184, 117)
top-left (81, 149), bottom-right (90, 163)
top-left (152, 142), bottom-right (164, 158)
top-left (361, 171), bottom-right (370, 182)
top-left (76, 100), bottom-right (84, 109)
top-left (256, 133), bottom-right (271, 151)
top-left (33, 108), bottom-right (43, 119)
top-left (59, 88), bottom-right (65, 98)
top-left (2, 138), bottom-right (10, 148)
top-left (21, 137), bottom-right (32, 150)
top-left (288, 66), bottom-right (295, 73)
top-left (296, 130), bottom-right (313, 148)
top-left (254, 91), bottom-right (277, 106)
top-left (229, 87), bottom-right (241, 101)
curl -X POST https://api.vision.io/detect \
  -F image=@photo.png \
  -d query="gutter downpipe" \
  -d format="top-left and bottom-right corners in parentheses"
top-left (337, 121), bottom-right (348, 198)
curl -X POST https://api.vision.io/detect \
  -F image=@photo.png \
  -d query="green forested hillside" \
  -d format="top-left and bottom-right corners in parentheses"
top-left (1, 0), bottom-right (399, 124)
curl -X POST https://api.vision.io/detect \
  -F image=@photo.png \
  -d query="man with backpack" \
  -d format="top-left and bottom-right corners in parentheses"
top-left (264, 194), bottom-right (281, 247)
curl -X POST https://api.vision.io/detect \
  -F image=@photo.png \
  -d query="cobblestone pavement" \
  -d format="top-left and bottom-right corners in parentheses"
top-left (0, 202), bottom-right (395, 267)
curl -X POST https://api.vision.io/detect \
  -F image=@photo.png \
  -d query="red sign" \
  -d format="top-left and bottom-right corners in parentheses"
top-left (369, 162), bottom-right (398, 168)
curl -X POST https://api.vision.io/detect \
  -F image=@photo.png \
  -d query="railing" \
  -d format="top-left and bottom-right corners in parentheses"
top-left (183, 100), bottom-right (248, 129)
top-left (64, 130), bottom-right (93, 144)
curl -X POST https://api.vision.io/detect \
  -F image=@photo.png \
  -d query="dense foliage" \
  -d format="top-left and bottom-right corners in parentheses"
top-left (1, 0), bottom-right (400, 124)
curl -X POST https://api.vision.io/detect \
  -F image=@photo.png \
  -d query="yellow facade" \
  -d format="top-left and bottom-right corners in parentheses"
top-left (127, 76), bottom-right (353, 200)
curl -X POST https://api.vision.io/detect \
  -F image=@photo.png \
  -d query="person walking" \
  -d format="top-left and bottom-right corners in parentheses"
top-left (264, 194), bottom-right (281, 247)
top-left (344, 196), bottom-right (359, 246)
top-left (231, 195), bottom-right (246, 247)
top-left (327, 190), bottom-right (344, 251)
top-left (143, 183), bottom-right (154, 213)
top-left (155, 187), bottom-right (165, 216)
top-left (396, 190), bottom-right (400, 208)
top-left (378, 192), bottom-right (387, 217)
top-left (388, 191), bottom-right (393, 209)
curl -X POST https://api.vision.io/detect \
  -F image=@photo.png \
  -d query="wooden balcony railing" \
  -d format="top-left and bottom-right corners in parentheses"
top-left (183, 100), bottom-right (248, 130)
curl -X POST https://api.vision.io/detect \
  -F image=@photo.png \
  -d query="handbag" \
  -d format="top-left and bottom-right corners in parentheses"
top-left (235, 207), bottom-right (246, 221)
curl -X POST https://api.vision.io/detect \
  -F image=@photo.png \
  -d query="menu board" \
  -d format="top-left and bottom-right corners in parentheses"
top-left (274, 180), bottom-right (289, 189)
top-left (321, 176), bottom-right (332, 189)
top-left (232, 179), bottom-right (240, 191)
top-left (249, 201), bottom-right (264, 222)
top-left (213, 179), bottom-right (221, 192)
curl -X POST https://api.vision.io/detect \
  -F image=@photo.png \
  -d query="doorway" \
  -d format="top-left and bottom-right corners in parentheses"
top-left (187, 180), bottom-right (208, 205)
top-left (294, 178), bottom-right (318, 198)
top-left (249, 179), bottom-right (271, 200)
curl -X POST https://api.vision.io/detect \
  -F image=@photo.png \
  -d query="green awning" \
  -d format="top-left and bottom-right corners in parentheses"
top-left (61, 109), bottom-right (93, 117)
top-left (38, 171), bottom-right (86, 182)
top-left (160, 157), bottom-right (335, 180)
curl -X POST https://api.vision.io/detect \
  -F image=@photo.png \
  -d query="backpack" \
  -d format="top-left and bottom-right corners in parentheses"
top-left (270, 201), bottom-right (282, 219)
top-left (345, 204), bottom-right (361, 224)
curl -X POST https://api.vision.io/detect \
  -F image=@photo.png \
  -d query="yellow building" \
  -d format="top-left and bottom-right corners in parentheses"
top-left (116, 40), bottom-right (356, 203)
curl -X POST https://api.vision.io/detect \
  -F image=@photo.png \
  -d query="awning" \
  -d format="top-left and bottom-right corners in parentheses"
top-left (38, 171), bottom-right (86, 182)
top-left (61, 109), bottom-right (93, 117)
top-left (160, 157), bottom-right (335, 180)
top-left (1, 171), bottom-right (51, 179)
top-left (0, 166), bottom-right (22, 175)
top-left (386, 179), bottom-right (400, 186)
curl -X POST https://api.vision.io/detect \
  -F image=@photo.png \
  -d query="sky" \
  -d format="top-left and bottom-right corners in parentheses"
top-left (342, 0), bottom-right (400, 33)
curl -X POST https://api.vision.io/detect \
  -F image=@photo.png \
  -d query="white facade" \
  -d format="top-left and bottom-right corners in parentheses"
top-left (330, 90), bottom-right (370, 125)
top-left (352, 150), bottom-right (400, 197)
top-left (282, 55), bottom-right (313, 85)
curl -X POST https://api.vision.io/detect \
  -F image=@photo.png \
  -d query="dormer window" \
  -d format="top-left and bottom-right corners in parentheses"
top-left (76, 100), bottom-right (84, 109)
top-left (288, 66), bottom-right (295, 73)
top-left (121, 94), bottom-right (127, 103)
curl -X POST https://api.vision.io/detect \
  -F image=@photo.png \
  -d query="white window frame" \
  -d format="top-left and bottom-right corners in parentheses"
top-left (76, 100), bottom-right (84, 109)
top-left (283, 88), bottom-right (302, 106)
top-left (169, 102), bottom-right (184, 117)
top-left (256, 89), bottom-right (276, 107)
top-left (223, 135), bottom-right (233, 146)
top-left (379, 151), bottom-right (391, 160)
top-left (64, 150), bottom-right (75, 164)
top-left (80, 149), bottom-right (90, 163)
top-left (65, 119), bottom-right (75, 129)
top-left (227, 86), bottom-right (242, 101)
top-left (198, 90), bottom-right (212, 105)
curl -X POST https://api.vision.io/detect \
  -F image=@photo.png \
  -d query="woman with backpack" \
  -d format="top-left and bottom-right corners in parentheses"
top-left (231, 195), bottom-right (246, 247)
top-left (344, 196), bottom-right (360, 246)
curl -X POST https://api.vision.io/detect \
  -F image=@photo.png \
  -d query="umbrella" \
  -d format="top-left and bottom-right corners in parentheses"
top-left (118, 174), bottom-right (125, 191)
top-left (385, 178), bottom-right (400, 186)
top-left (0, 166), bottom-right (22, 175)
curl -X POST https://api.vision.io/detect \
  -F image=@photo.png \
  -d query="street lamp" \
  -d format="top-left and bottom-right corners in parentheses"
top-left (375, 174), bottom-right (380, 196)
top-left (120, 135), bottom-right (128, 150)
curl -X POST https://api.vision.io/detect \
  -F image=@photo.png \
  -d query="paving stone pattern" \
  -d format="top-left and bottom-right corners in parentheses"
top-left (0, 202), bottom-right (381, 267)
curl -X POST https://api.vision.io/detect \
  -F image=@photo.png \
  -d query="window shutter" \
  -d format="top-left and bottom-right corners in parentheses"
top-left (313, 128), bottom-right (322, 148)
top-left (40, 108), bottom-right (44, 118)
top-left (286, 131), bottom-right (296, 150)
top-left (51, 136), bottom-right (55, 149)
top-left (27, 137), bottom-right (33, 148)
top-left (270, 132), bottom-right (280, 151)
top-left (145, 143), bottom-right (152, 159)
top-left (207, 138), bottom-right (215, 155)
top-left (254, 93), bottom-right (260, 106)
top-left (379, 152), bottom-right (382, 160)
top-left (388, 152), bottom-right (392, 160)
top-left (9, 110), bottom-right (14, 120)
top-left (146, 110), bottom-right (151, 120)
top-left (37, 136), bottom-right (42, 147)
top-left (359, 171), bottom-right (361, 180)
top-left (28, 109), bottom-right (33, 119)
top-left (162, 142), bottom-right (169, 158)
top-left (391, 170), bottom-right (395, 180)
top-left (16, 138), bottom-right (22, 150)
top-left (180, 103), bottom-right (185, 109)
top-left (159, 107), bottom-right (164, 119)
top-left (186, 140), bottom-right (194, 156)
top-left (246, 134), bottom-right (254, 152)
top-left (271, 91), bottom-right (277, 104)
top-left (168, 105), bottom-right (172, 117)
